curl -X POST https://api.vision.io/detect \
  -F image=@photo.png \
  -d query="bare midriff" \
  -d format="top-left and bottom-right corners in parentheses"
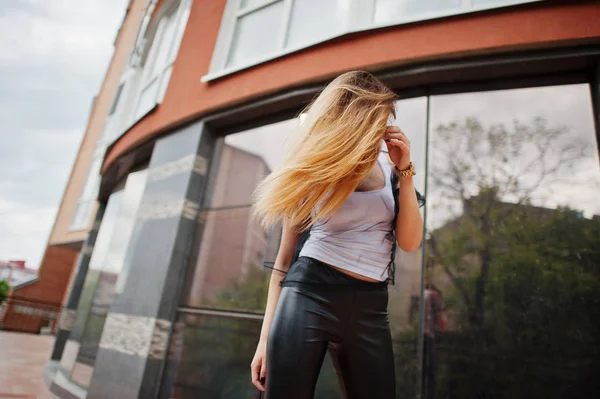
top-left (326, 262), bottom-right (382, 283)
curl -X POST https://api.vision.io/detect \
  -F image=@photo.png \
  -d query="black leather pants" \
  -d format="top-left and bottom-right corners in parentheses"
top-left (265, 257), bottom-right (396, 399)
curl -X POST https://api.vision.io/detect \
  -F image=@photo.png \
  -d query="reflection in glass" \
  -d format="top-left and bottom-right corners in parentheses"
top-left (184, 119), bottom-right (297, 311)
top-left (65, 189), bottom-right (124, 386)
top-left (424, 84), bottom-right (600, 398)
top-left (65, 170), bottom-right (147, 387)
top-left (161, 312), bottom-right (340, 398)
top-left (178, 98), bottom-right (429, 396)
top-left (393, 97), bottom-right (428, 194)
top-left (386, 98), bottom-right (428, 396)
top-left (227, 2), bottom-right (285, 67)
top-left (286, 0), bottom-right (348, 49)
top-left (374, 0), bottom-right (461, 25)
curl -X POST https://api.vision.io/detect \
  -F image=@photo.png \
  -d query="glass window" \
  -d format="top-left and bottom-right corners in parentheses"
top-left (387, 98), bottom-right (428, 396)
top-left (166, 117), bottom-right (344, 397)
top-left (170, 98), bottom-right (429, 396)
top-left (70, 200), bottom-right (95, 232)
top-left (184, 118), bottom-right (297, 310)
top-left (80, 158), bottom-right (102, 200)
top-left (135, 80), bottom-right (160, 121)
top-left (227, 1), bottom-right (285, 67)
top-left (424, 84), bottom-right (600, 398)
top-left (240, 0), bottom-right (268, 9)
top-left (66, 189), bottom-right (124, 385)
top-left (374, 0), bottom-right (462, 24)
top-left (108, 83), bottom-right (124, 116)
top-left (286, 0), bottom-right (348, 49)
top-left (130, 0), bottom-right (158, 67)
top-left (149, 13), bottom-right (178, 79)
top-left (64, 169), bottom-right (148, 387)
top-left (392, 97), bottom-right (427, 193)
top-left (134, 0), bottom-right (191, 120)
top-left (69, 150), bottom-right (105, 231)
top-left (208, 0), bottom-right (542, 79)
top-left (170, 4), bottom-right (191, 63)
top-left (161, 312), bottom-right (341, 398)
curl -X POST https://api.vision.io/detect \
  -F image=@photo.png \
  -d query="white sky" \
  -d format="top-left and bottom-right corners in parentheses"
top-left (0, 0), bottom-right (128, 268)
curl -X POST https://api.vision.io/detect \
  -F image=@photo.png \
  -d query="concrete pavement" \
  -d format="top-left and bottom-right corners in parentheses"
top-left (0, 331), bottom-right (55, 399)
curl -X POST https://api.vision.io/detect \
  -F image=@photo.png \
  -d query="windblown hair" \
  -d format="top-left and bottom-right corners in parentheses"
top-left (252, 71), bottom-right (397, 231)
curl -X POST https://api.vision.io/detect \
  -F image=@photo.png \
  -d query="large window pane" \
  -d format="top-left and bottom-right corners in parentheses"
top-left (149, 12), bottom-right (177, 79)
top-left (168, 3), bottom-right (191, 65)
top-left (65, 169), bottom-right (148, 387)
top-left (424, 84), bottom-right (600, 398)
top-left (227, 2), bottom-right (285, 67)
top-left (70, 200), bottom-right (95, 231)
top-left (387, 97), bottom-right (428, 396)
top-left (135, 79), bottom-right (159, 120)
top-left (160, 312), bottom-right (341, 398)
top-left (178, 98), bottom-right (429, 396)
top-left (66, 190), bottom-right (124, 386)
top-left (184, 118), bottom-right (297, 311)
top-left (286, 0), bottom-right (349, 49)
top-left (80, 158), bottom-right (102, 199)
top-left (374, 0), bottom-right (462, 25)
top-left (174, 117), bottom-right (342, 397)
top-left (209, 0), bottom-right (542, 77)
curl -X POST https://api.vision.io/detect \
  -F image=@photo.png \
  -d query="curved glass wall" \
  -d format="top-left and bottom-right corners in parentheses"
top-left (159, 81), bottom-right (600, 398)
top-left (160, 97), bottom-right (429, 397)
top-left (60, 169), bottom-right (148, 388)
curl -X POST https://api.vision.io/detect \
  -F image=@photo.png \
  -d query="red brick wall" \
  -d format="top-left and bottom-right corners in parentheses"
top-left (14, 245), bottom-right (79, 304)
top-left (2, 245), bottom-right (78, 333)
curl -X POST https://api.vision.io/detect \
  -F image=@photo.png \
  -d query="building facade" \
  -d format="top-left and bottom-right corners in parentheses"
top-left (46, 0), bottom-right (600, 398)
top-left (1, 0), bottom-right (149, 334)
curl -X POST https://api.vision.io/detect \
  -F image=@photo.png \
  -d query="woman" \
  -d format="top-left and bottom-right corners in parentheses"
top-left (251, 71), bottom-right (423, 398)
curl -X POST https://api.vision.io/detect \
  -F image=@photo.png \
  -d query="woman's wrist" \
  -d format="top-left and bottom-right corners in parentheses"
top-left (393, 161), bottom-right (416, 178)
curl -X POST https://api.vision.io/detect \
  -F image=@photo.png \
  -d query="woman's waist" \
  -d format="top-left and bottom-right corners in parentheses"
top-left (280, 256), bottom-right (389, 290)
top-left (327, 263), bottom-right (381, 283)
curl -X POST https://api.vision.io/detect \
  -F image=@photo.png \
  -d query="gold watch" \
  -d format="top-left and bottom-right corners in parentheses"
top-left (394, 161), bottom-right (416, 178)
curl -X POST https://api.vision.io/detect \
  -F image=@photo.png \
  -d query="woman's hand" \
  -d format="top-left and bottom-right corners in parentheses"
top-left (251, 340), bottom-right (267, 391)
top-left (384, 126), bottom-right (411, 171)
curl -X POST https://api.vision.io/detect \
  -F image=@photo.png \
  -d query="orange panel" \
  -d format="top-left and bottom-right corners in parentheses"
top-left (13, 245), bottom-right (79, 305)
top-left (103, 1), bottom-right (600, 172)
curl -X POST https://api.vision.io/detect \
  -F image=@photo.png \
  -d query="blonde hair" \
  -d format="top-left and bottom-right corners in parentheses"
top-left (253, 71), bottom-right (397, 231)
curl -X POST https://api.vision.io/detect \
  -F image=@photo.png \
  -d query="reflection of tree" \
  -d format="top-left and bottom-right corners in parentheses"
top-left (428, 116), bottom-right (590, 326)
top-left (208, 263), bottom-right (269, 312)
top-left (392, 330), bottom-right (419, 397)
top-left (427, 117), bottom-right (600, 397)
top-left (170, 313), bottom-right (263, 399)
top-left (170, 266), bottom-right (340, 398)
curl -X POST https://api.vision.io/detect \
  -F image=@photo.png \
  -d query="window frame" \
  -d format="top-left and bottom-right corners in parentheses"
top-left (202, 0), bottom-right (544, 82)
top-left (132, 0), bottom-right (192, 123)
top-left (69, 146), bottom-right (106, 232)
top-left (95, 0), bottom-right (192, 152)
